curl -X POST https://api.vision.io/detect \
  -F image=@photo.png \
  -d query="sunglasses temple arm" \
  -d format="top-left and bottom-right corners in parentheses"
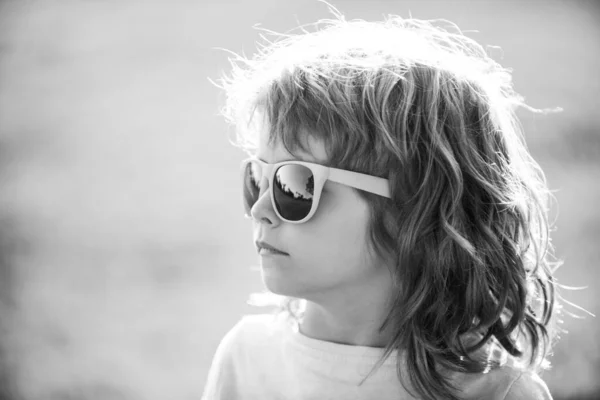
top-left (328, 169), bottom-right (391, 198)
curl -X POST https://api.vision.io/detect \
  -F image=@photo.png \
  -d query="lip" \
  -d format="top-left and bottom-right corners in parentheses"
top-left (255, 240), bottom-right (289, 255)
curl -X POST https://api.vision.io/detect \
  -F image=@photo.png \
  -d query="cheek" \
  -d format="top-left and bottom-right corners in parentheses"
top-left (297, 192), bottom-right (372, 269)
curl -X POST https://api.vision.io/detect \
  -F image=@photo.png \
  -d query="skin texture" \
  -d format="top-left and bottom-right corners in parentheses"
top-left (250, 125), bottom-right (395, 348)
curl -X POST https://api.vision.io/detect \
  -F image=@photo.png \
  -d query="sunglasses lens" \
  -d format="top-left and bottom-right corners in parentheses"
top-left (243, 161), bottom-right (262, 216)
top-left (273, 164), bottom-right (314, 221)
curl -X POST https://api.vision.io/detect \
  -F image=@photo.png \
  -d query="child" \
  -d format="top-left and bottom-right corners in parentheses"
top-left (203, 5), bottom-right (558, 400)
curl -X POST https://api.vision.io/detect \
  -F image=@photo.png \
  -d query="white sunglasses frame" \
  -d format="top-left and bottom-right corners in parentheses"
top-left (241, 157), bottom-right (391, 224)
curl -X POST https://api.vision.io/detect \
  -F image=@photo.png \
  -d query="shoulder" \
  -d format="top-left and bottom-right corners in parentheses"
top-left (214, 313), bottom-right (283, 357)
top-left (225, 313), bottom-right (281, 341)
top-left (453, 365), bottom-right (552, 400)
top-left (202, 314), bottom-right (283, 399)
top-left (503, 370), bottom-right (553, 400)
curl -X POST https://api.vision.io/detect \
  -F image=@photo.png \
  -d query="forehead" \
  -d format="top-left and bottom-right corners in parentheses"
top-left (256, 121), bottom-right (328, 165)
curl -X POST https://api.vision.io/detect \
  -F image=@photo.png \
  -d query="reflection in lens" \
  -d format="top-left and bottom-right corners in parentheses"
top-left (274, 164), bottom-right (313, 221)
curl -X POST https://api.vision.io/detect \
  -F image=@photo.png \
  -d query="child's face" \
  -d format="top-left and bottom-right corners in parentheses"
top-left (250, 125), bottom-right (391, 303)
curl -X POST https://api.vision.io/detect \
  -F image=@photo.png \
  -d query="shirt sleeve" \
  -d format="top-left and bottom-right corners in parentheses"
top-left (504, 371), bottom-right (553, 400)
top-left (201, 319), bottom-right (246, 400)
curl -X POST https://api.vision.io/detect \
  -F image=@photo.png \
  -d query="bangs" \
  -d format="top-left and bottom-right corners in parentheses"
top-left (250, 67), bottom-right (335, 160)
top-left (240, 63), bottom-right (399, 180)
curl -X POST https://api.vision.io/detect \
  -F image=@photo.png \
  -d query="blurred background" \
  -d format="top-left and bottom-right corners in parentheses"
top-left (0, 1), bottom-right (598, 399)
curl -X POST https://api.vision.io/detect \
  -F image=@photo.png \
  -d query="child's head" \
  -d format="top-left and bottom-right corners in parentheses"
top-left (217, 7), bottom-right (558, 400)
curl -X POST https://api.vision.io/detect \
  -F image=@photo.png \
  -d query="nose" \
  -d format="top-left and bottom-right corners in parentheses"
top-left (250, 179), bottom-right (281, 226)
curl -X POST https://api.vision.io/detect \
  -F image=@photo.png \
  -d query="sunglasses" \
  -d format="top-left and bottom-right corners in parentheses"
top-left (241, 157), bottom-right (391, 224)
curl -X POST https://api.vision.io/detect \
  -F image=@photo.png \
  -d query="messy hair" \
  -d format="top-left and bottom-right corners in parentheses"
top-left (214, 6), bottom-right (560, 400)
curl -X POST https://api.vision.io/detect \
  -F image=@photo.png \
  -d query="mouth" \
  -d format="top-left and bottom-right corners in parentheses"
top-left (256, 240), bottom-right (289, 256)
top-left (258, 247), bottom-right (288, 256)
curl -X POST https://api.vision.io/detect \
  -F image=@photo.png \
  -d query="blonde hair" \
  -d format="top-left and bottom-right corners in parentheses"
top-left (214, 5), bottom-right (560, 399)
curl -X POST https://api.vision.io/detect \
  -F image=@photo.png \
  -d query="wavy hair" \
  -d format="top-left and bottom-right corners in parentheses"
top-left (214, 7), bottom-right (560, 400)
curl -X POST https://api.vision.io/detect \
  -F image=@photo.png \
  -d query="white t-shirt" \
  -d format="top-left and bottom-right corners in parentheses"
top-left (202, 313), bottom-right (552, 400)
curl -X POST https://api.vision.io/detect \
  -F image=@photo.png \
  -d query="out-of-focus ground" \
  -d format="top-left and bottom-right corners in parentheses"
top-left (0, 1), bottom-right (598, 399)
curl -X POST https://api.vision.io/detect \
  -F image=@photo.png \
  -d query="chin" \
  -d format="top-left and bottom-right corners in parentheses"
top-left (260, 267), bottom-right (310, 299)
top-left (261, 275), bottom-right (302, 297)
